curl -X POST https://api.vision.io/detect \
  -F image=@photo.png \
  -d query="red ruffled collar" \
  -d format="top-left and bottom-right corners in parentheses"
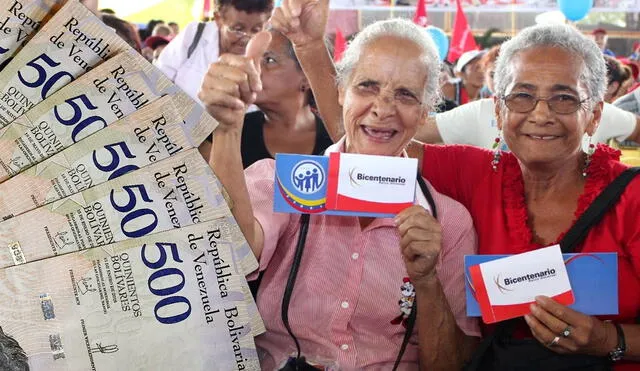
top-left (501, 144), bottom-right (621, 252)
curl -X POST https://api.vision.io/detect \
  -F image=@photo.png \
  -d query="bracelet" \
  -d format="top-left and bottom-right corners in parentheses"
top-left (606, 321), bottom-right (626, 362)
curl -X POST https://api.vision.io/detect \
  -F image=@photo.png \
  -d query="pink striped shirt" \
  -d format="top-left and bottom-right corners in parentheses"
top-left (246, 149), bottom-right (479, 370)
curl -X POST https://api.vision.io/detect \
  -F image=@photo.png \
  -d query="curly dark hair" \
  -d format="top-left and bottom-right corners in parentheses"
top-left (216, 0), bottom-right (274, 15)
top-left (0, 327), bottom-right (29, 371)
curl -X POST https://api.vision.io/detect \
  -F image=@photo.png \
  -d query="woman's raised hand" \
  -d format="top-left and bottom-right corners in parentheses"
top-left (270, 0), bottom-right (329, 47)
top-left (199, 32), bottom-right (272, 131)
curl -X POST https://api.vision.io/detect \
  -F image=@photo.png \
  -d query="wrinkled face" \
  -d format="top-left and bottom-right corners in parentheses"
top-left (484, 61), bottom-right (496, 93)
top-left (593, 32), bottom-right (607, 50)
top-left (216, 7), bottom-right (269, 55)
top-left (495, 46), bottom-right (602, 168)
top-left (339, 36), bottom-right (429, 157)
top-left (254, 32), bottom-right (306, 106)
top-left (462, 58), bottom-right (485, 88)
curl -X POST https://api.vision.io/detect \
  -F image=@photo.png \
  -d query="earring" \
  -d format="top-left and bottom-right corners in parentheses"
top-left (491, 131), bottom-right (503, 172)
top-left (583, 137), bottom-right (595, 178)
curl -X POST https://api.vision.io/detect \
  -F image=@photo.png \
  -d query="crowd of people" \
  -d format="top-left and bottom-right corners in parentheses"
top-left (1, 0), bottom-right (639, 370)
top-left (195, 0), bottom-right (640, 369)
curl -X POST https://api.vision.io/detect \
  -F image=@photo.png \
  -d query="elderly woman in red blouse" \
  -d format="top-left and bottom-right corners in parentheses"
top-left (275, 0), bottom-right (640, 369)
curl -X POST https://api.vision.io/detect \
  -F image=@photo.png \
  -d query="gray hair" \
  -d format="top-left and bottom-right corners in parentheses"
top-left (494, 23), bottom-right (606, 107)
top-left (335, 18), bottom-right (441, 110)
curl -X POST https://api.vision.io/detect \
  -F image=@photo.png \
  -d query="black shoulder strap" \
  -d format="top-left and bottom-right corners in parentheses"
top-left (281, 213), bottom-right (310, 362)
top-left (187, 22), bottom-right (207, 59)
top-left (560, 167), bottom-right (640, 253)
top-left (392, 174), bottom-right (438, 371)
top-left (464, 167), bottom-right (640, 371)
top-left (281, 175), bottom-right (439, 369)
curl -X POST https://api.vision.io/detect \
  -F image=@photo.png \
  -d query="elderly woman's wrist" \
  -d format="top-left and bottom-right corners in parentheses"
top-left (412, 271), bottom-right (440, 290)
top-left (213, 125), bottom-right (243, 138)
top-left (293, 39), bottom-right (327, 55)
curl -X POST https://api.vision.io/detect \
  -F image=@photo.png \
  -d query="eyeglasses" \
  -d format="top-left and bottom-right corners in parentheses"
top-left (501, 92), bottom-right (589, 114)
top-left (224, 25), bottom-right (260, 39)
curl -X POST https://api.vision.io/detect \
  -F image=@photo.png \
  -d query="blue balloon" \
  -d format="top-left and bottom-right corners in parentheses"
top-left (425, 26), bottom-right (449, 61)
top-left (558, 0), bottom-right (593, 21)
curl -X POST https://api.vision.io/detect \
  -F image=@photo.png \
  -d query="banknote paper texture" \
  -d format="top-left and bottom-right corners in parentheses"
top-left (0, 0), bottom-right (65, 69)
top-left (0, 49), bottom-right (177, 181)
top-left (0, 149), bottom-right (244, 269)
top-left (0, 0), bottom-right (130, 126)
top-left (0, 219), bottom-right (261, 370)
top-left (0, 96), bottom-right (191, 220)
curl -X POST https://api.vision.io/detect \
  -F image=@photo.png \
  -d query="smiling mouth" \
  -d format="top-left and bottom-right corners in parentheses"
top-left (361, 125), bottom-right (398, 141)
top-left (526, 134), bottom-right (561, 140)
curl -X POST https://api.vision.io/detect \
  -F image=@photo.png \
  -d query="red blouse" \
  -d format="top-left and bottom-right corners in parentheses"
top-left (422, 144), bottom-right (640, 369)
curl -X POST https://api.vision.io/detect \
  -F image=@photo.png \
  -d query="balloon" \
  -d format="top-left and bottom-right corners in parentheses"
top-left (426, 26), bottom-right (449, 62)
top-left (558, 0), bottom-right (593, 22)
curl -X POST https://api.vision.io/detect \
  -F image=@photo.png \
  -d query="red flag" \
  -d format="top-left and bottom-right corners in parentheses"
top-left (413, 0), bottom-right (428, 27)
top-left (334, 28), bottom-right (346, 62)
top-left (447, 0), bottom-right (479, 63)
top-left (203, 0), bottom-right (212, 19)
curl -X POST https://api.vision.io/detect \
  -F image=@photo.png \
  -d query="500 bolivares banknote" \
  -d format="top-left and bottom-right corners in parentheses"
top-left (0, 95), bottom-right (193, 220)
top-left (0, 49), bottom-right (178, 181)
top-left (0, 0), bottom-right (66, 70)
top-left (0, 218), bottom-right (262, 371)
top-left (0, 148), bottom-right (257, 275)
top-left (0, 0), bottom-right (130, 126)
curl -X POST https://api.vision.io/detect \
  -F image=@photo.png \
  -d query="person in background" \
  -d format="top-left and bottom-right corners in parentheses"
top-left (151, 23), bottom-right (173, 38)
top-left (200, 16), bottom-right (480, 370)
top-left (145, 35), bottom-right (171, 63)
top-left (199, 30), bottom-right (333, 169)
top-left (168, 22), bottom-right (179, 36)
top-left (155, 0), bottom-right (273, 105)
top-left (0, 327), bottom-right (28, 371)
top-left (140, 19), bottom-right (165, 42)
top-left (592, 28), bottom-right (615, 56)
top-left (101, 14), bottom-right (142, 52)
top-left (140, 24), bottom-right (174, 61)
top-left (604, 56), bottom-right (634, 103)
top-left (479, 44), bottom-right (500, 98)
top-left (445, 50), bottom-right (486, 106)
top-left (618, 57), bottom-right (640, 93)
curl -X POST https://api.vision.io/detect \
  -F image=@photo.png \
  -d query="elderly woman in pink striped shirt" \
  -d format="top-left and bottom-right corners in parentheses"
top-left (199, 20), bottom-right (480, 371)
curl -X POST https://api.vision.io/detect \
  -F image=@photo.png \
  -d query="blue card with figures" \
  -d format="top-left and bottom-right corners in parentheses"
top-left (274, 154), bottom-right (330, 214)
top-left (273, 153), bottom-right (399, 217)
top-left (464, 253), bottom-right (618, 317)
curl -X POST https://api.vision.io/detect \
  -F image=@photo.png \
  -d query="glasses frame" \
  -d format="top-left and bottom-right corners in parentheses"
top-left (223, 24), bottom-right (260, 39)
top-left (501, 93), bottom-right (590, 114)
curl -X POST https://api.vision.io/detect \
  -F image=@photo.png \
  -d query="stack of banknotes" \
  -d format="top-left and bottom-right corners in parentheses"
top-left (0, 1), bottom-right (265, 369)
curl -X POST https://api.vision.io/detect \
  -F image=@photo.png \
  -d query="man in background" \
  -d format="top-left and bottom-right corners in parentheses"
top-left (155, 0), bottom-right (273, 105)
top-left (592, 28), bottom-right (615, 56)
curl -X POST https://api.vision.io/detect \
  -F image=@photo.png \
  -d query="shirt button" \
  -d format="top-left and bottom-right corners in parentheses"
top-left (351, 253), bottom-right (359, 260)
top-left (341, 301), bottom-right (349, 309)
top-left (340, 344), bottom-right (349, 351)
